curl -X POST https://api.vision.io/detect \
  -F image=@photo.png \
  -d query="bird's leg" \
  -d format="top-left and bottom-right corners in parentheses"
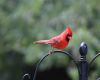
top-left (48, 46), bottom-right (54, 54)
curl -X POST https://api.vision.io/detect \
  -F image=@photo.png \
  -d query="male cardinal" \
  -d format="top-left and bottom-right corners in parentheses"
top-left (33, 26), bottom-right (72, 50)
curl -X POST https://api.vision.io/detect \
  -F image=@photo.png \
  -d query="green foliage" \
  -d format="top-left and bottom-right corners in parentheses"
top-left (0, 0), bottom-right (100, 80)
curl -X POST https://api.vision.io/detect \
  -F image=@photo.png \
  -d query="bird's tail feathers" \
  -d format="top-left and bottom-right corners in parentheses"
top-left (33, 40), bottom-right (53, 44)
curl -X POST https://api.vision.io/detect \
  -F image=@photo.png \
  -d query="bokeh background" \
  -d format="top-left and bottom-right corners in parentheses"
top-left (0, 0), bottom-right (100, 80)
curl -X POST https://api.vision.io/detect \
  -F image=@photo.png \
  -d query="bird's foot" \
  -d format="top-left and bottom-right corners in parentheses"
top-left (48, 50), bottom-right (54, 54)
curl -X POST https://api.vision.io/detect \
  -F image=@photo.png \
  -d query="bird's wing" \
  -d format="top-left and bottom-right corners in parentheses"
top-left (50, 36), bottom-right (61, 44)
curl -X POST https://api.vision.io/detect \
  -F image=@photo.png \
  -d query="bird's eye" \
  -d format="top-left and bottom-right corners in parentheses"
top-left (68, 34), bottom-right (72, 37)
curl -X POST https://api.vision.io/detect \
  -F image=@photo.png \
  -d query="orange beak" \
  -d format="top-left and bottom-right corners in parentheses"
top-left (68, 36), bottom-right (72, 40)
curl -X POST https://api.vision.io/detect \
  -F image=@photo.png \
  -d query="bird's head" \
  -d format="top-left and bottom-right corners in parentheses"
top-left (65, 26), bottom-right (73, 41)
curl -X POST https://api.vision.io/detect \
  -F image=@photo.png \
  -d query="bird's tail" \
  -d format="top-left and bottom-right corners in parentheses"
top-left (33, 40), bottom-right (52, 44)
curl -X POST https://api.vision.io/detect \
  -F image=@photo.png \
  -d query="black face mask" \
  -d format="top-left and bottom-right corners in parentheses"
top-left (66, 34), bottom-right (72, 41)
top-left (66, 36), bottom-right (69, 41)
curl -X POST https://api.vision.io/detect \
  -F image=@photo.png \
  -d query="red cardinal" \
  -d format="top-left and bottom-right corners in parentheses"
top-left (33, 26), bottom-right (72, 49)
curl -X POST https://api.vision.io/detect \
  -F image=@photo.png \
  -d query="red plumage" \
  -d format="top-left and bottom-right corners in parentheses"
top-left (33, 26), bottom-right (72, 49)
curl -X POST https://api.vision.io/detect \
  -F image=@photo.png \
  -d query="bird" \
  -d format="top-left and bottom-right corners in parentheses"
top-left (33, 26), bottom-right (72, 50)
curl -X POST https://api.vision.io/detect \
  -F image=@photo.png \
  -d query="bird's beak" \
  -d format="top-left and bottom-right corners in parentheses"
top-left (68, 36), bottom-right (72, 40)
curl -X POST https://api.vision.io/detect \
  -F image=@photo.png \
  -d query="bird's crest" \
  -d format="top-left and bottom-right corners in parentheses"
top-left (66, 26), bottom-right (72, 35)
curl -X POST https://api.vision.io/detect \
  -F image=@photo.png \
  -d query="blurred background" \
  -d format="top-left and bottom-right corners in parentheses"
top-left (0, 0), bottom-right (100, 80)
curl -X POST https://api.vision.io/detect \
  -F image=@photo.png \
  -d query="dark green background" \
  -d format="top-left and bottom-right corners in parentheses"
top-left (0, 0), bottom-right (100, 80)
